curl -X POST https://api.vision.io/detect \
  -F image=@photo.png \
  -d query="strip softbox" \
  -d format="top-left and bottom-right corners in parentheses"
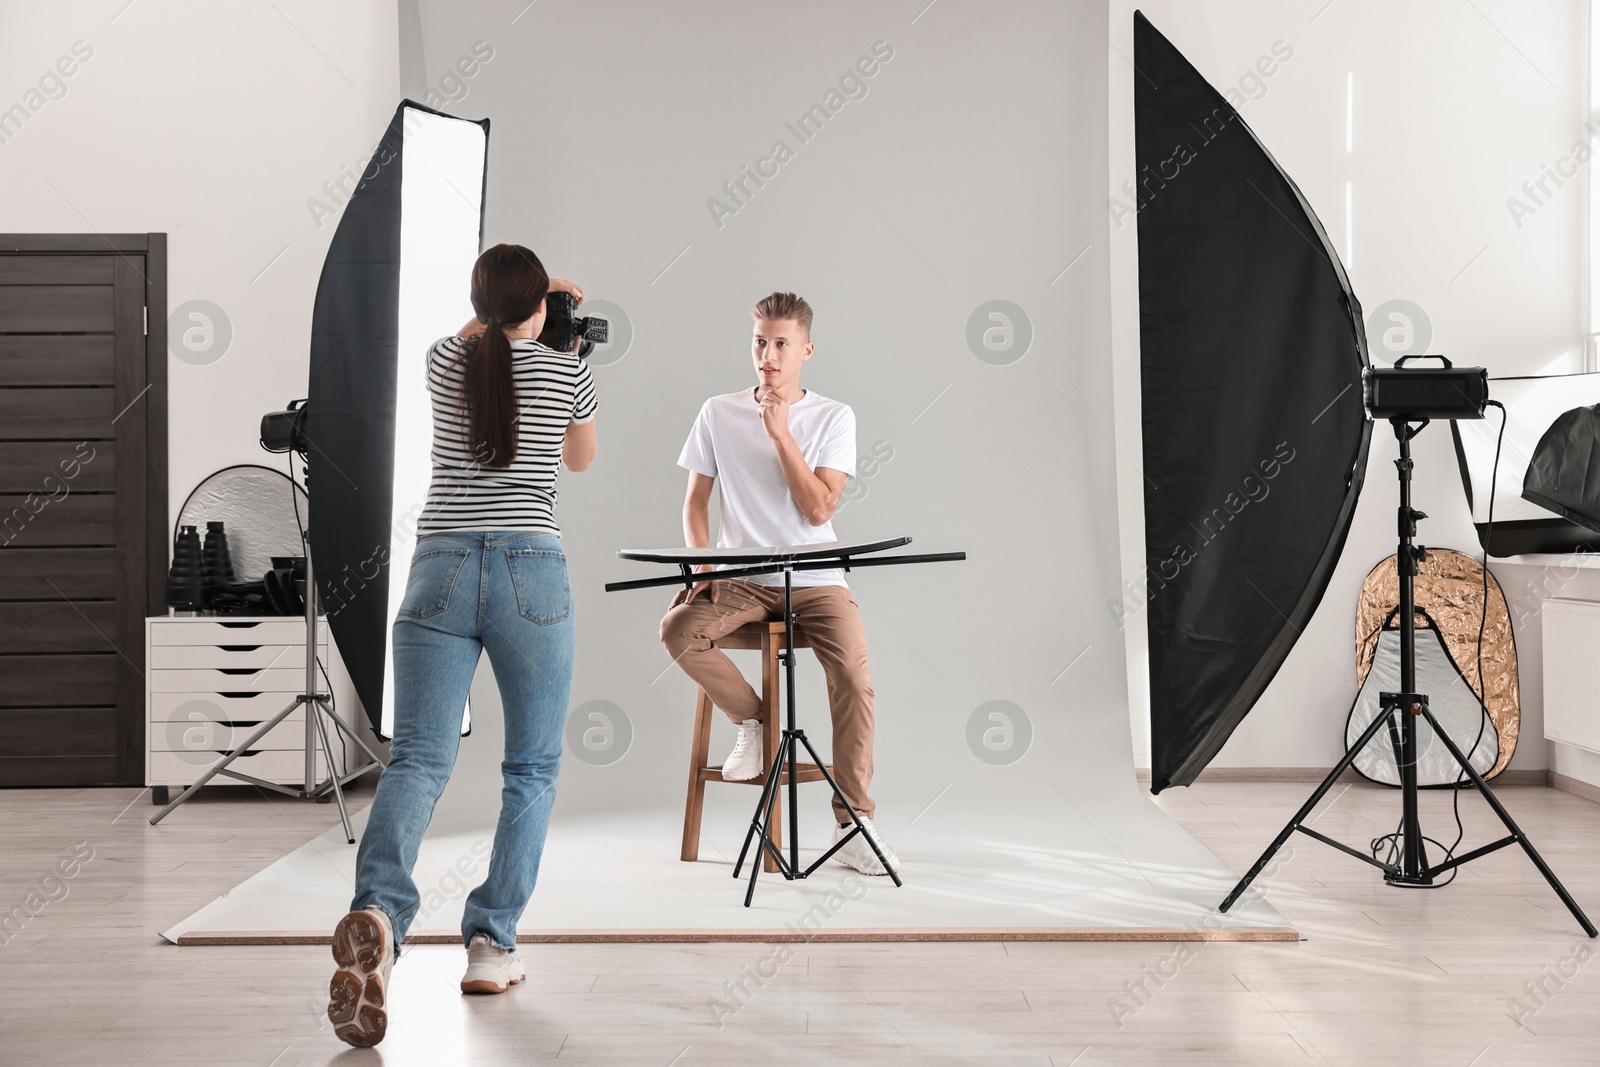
top-left (1134, 13), bottom-right (1372, 792)
top-left (305, 100), bottom-right (488, 738)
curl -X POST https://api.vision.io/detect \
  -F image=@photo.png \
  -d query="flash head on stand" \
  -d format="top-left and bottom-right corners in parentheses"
top-left (1364, 355), bottom-right (1488, 421)
top-left (260, 399), bottom-right (310, 455)
top-left (538, 291), bottom-right (608, 358)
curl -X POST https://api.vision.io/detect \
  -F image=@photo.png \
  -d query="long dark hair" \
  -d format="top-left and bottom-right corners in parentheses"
top-left (462, 243), bottom-right (549, 468)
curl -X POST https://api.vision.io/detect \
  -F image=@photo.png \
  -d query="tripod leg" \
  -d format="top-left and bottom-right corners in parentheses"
top-left (744, 737), bottom-right (791, 907)
top-left (320, 704), bottom-right (388, 769)
top-left (1417, 706), bottom-right (1597, 937)
top-left (1383, 711), bottom-right (1406, 779)
top-left (312, 703), bottom-right (355, 844)
top-left (787, 715), bottom-right (800, 877)
top-left (1382, 698), bottom-right (1431, 882)
top-left (1399, 706), bottom-right (1431, 880)
top-left (1220, 706), bottom-right (1397, 912)
top-left (795, 732), bottom-right (903, 888)
top-left (735, 733), bottom-right (788, 880)
top-left (149, 696), bottom-right (306, 825)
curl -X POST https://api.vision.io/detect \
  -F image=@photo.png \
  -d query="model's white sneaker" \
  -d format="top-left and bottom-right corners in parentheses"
top-left (328, 906), bottom-right (395, 1047)
top-left (461, 934), bottom-right (526, 994)
top-left (831, 816), bottom-right (900, 877)
top-left (720, 718), bottom-right (764, 781)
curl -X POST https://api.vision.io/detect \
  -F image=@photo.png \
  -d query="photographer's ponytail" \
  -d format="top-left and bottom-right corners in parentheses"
top-left (463, 244), bottom-right (549, 469)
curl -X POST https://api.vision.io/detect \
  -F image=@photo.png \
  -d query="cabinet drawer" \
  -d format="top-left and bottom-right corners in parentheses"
top-left (149, 691), bottom-right (304, 721)
top-left (149, 748), bottom-right (330, 786)
top-left (150, 713), bottom-right (314, 754)
top-left (150, 644), bottom-right (317, 670)
top-left (149, 619), bottom-right (326, 645)
top-left (148, 668), bottom-right (313, 693)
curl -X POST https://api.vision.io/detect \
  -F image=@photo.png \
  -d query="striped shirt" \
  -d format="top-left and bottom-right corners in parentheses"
top-left (415, 335), bottom-right (597, 534)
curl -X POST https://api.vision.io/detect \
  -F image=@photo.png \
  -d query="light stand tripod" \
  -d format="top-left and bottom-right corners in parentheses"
top-left (608, 537), bottom-right (964, 905)
top-left (1220, 418), bottom-right (1596, 936)
top-left (151, 507), bottom-right (385, 844)
top-left (729, 558), bottom-right (902, 906)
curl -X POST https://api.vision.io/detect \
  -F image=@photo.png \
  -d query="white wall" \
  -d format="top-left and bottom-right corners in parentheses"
top-left (0, 0), bottom-right (402, 738)
top-left (1108, 0), bottom-right (1590, 775)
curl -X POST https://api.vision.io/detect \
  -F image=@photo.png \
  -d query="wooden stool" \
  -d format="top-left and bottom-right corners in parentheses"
top-left (681, 620), bottom-right (831, 873)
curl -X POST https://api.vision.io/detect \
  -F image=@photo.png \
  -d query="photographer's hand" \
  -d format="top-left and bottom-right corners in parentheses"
top-left (549, 278), bottom-right (584, 303)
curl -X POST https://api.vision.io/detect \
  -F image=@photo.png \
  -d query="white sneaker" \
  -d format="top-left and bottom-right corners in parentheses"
top-left (461, 934), bottom-right (526, 994)
top-left (831, 816), bottom-right (900, 877)
top-left (329, 906), bottom-right (395, 1047)
top-left (720, 718), bottom-right (764, 781)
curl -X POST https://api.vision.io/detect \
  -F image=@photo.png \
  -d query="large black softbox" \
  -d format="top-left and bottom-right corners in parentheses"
top-left (1522, 403), bottom-right (1600, 534)
top-left (1134, 13), bottom-right (1372, 792)
top-left (305, 100), bottom-right (488, 737)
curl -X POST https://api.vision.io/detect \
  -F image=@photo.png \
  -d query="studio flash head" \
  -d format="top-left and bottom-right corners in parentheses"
top-left (260, 398), bottom-right (310, 454)
top-left (539, 291), bottom-right (609, 358)
top-left (1364, 355), bottom-right (1488, 422)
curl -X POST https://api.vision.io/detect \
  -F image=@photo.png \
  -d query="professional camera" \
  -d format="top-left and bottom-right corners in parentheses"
top-left (538, 291), bottom-right (608, 358)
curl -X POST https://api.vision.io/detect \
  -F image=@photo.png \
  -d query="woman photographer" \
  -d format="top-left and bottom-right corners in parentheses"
top-left (327, 243), bottom-right (597, 1047)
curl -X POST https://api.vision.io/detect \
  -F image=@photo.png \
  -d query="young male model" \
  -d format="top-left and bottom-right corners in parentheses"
top-left (658, 291), bottom-right (897, 875)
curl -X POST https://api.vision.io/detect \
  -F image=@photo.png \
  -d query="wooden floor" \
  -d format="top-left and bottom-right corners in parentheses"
top-left (1, 778), bottom-right (1596, 1065)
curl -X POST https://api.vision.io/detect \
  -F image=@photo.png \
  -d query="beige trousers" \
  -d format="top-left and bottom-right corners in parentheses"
top-left (659, 579), bottom-right (875, 820)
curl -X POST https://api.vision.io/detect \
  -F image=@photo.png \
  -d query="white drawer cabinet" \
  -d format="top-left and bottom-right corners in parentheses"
top-left (149, 690), bottom-right (308, 720)
top-left (148, 667), bottom-right (316, 693)
top-left (149, 643), bottom-right (320, 670)
top-left (1543, 599), bottom-right (1600, 754)
top-left (145, 616), bottom-right (339, 800)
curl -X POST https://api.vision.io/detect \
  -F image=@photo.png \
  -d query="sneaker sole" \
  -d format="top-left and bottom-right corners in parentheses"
top-left (461, 973), bottom-right (524, 995)
top-left (328, 911), bottom-right (390, 1047)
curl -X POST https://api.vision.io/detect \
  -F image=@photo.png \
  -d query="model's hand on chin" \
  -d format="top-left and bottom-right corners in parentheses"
top-left (756, 386), bottom-right (790, 442)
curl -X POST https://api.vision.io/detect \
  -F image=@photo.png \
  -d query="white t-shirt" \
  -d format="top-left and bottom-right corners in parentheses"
top-left (678, 388), bottom-right (856, 587)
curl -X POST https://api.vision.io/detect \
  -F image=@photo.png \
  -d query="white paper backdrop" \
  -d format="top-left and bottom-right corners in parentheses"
top-left (395, 0), bottom-right (1130, 821)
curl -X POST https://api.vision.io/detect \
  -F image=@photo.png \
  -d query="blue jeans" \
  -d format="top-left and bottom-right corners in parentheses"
top-left (351, 531), bottom-right (574, 955)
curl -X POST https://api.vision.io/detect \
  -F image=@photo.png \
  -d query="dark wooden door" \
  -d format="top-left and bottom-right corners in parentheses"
top-left (0, 235), bottom-right (166, 786)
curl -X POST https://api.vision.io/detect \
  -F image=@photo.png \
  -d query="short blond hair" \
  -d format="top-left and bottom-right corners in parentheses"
top-left (752, 291), bottom-right (813, 336)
